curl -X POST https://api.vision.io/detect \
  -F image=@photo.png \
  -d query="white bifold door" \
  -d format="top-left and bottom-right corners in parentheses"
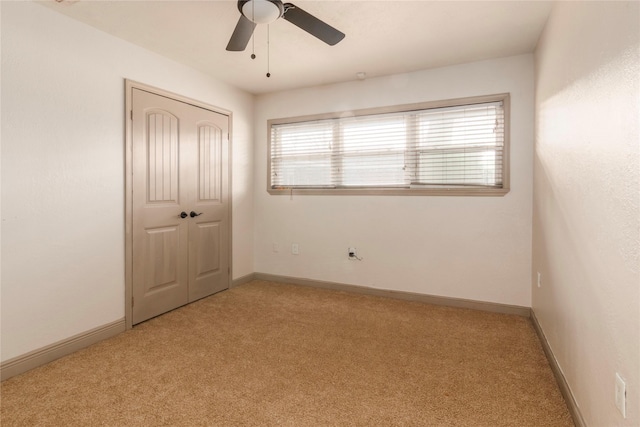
top-left (131, 88), bottom-right (230, 325)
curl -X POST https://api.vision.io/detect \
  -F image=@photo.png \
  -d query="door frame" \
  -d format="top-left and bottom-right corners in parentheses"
top-left (124, 79), bottom-right (233, 329)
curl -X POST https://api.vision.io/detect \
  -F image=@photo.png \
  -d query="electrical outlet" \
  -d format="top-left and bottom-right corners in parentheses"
top-left (348, 247), bottom-right (357, 258)
top-left (615, 373), bottom-right (626, 418)
top-left (272, 243), bottom-right (280, 253)
top-left (291, 243), bottom-right (299, 255)
top-left (537, 272), bottom-right (542, 288)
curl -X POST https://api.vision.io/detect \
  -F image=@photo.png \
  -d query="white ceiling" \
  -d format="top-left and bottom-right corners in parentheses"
top-left (40, 0), bottom-right (553, 95)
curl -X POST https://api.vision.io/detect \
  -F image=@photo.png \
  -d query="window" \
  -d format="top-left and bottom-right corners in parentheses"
top-left (268, 93), bottom-right (509, 196)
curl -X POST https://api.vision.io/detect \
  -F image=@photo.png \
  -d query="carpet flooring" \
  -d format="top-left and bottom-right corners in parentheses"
top-left (1, 280), bottom-right (574, 426)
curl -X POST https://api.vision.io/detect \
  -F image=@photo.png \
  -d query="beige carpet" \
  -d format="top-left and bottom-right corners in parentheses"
top-left (1, 280), bottom-right (573, 426)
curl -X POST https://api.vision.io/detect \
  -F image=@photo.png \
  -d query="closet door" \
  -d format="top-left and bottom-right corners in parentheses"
top-left (188, 109), bottom-right (230, 302)
top-left (131, 88), bottom-right (229, 325)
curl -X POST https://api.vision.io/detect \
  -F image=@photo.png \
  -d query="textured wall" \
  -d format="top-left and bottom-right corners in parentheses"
top-left (254, 55), bottom-right (535, 307)
top-left (533, 1), bottom-right (640, 425)
top-left (1, 1), bottom-right (254, 361)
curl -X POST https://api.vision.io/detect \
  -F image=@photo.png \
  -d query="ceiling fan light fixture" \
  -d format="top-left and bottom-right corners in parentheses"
top-left (227, 0), bottom-right (345, 52)
top-left (242, 0), bottom-right (283, 24)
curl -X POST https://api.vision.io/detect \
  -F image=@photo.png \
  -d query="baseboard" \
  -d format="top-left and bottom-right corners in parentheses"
top-left (231, 272), bottom-right (256, 288)
top-left (253, 273), bottom-right (531, 317)
top-left (530, 310), bottom-right (586, 427)
top-left (1, 318), bottom-right (126, 381)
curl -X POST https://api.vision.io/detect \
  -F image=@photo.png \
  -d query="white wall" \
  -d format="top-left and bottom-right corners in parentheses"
top-left (533, 2), bottom-right (639, 425)
top-left (254, 55), bottom-right (534, 307)
top-left (0, 1), bottom-right (254, 362)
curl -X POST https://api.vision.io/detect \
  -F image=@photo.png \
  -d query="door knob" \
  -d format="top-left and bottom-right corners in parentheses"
top-left (180, 211), bottom-right (188, 219)
top-left (190, 211), bottom-right (203, 218)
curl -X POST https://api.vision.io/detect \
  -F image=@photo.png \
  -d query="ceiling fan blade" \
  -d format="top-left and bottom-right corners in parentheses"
top-left (282, 3), bottom-right (345, 46)
top-left (226, 15), bottom-right (257, 51)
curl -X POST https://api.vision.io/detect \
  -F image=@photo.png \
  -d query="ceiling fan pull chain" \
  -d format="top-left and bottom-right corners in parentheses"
top-left (250, 0), bottom-right (256, 59)
top-left (266, 24), bottom-right (271, 78)
top-left (251, 34), bottom-right (256, 59)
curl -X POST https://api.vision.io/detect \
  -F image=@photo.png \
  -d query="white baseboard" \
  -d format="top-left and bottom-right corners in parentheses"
top-left (1, 318), bottom-right (126, 381)
top-left (530, 310), bottom-right (586, 427)
top-left (252, 272), bottom-right (531, 317)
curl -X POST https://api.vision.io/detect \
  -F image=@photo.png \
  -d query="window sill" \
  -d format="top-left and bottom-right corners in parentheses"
top-left (267, 187), bottom-right (510, 197)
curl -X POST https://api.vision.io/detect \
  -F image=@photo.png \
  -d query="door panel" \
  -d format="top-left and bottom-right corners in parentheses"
top-left (198, 124), bottom-right (222, 202)
top-left (144, 225), bottom-right (180, 293)
top-left (188, 221), bottom-right (222, 301)
top-left (132, 88), bottom-right (230, 325)
top-left (188, 119), bottom-right (229, 302)
top-left (147, 112), bottom-right (179, 202)
top-left (194, 222), bottom-right (220, 277)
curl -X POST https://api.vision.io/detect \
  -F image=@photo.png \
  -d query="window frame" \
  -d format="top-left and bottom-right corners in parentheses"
top-left (267, 93), bottom-right (510, 196)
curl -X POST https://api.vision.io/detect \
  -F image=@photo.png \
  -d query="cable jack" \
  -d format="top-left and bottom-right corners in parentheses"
top-left (348, 247), bottom-right (363, 261)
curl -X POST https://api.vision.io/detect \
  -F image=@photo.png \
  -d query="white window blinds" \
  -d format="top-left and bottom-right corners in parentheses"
top-left (269, 94), bottom-right (508, 195)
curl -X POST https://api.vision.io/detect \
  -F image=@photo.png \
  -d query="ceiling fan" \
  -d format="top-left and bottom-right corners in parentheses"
top-left (226, 0), bottom-right (345, 52)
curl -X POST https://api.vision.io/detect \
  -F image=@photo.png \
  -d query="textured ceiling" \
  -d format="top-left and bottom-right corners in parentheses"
top-left (40, 0), bottom-right (553, 95)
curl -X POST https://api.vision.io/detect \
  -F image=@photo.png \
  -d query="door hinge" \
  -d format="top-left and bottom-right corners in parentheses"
top-left (132, 297), bottom-right (134, 307)
top-left (130, 110), bottom-right (133, 120)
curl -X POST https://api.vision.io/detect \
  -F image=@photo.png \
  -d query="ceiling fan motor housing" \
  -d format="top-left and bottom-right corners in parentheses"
top-left (239, 0), bottom-right (284, 24)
